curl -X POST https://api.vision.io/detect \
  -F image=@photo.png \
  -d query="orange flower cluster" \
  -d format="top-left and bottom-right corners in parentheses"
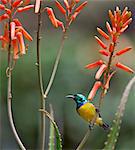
top-left (35, 0), bottom-right (88, 32)
top-left (85, 7), bottom-right (134, 101)
top-left (0, 0), bottom-right (34, 60)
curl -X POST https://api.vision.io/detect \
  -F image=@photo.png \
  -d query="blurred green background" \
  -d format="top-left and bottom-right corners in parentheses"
top-left (1, 0), bottom-right (135, 149)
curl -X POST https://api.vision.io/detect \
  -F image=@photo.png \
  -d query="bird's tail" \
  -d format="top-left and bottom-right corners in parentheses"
top-left (101, 122), bottom-right (110, 131)
top-left (96, 118), bottom-right (110, 130)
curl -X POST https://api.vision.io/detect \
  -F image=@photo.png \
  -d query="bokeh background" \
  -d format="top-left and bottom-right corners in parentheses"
top-left (1, 0), bottom-right (135, 149)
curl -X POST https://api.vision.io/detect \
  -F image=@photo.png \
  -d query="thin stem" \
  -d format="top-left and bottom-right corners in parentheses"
top-left (44, 31), bottom-right (67, 97)
top-left (7, 18), bottom-right (26, 150)
top-left (39, 109), bottom-right (62, 150)
top-left (98, 45), bottom-right (115, 109)
top-left (76, 130), bottom-right (90, 150)
top-left (36, 8), bottom-right (46, 150)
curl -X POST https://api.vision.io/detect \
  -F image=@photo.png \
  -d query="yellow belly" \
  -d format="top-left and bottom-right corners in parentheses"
top-left (77, 102), bottom-right (96, 122)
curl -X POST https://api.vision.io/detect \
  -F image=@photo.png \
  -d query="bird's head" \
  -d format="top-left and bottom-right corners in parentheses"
top-left (66, 94), bottom-right (88, 108)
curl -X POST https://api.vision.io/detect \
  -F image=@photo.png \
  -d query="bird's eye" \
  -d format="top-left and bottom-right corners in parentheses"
top-left (79, 98), bottom-right (83, 102)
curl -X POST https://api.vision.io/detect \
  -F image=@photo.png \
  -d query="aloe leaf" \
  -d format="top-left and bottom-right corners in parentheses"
top-left (48, 104), bottom-right (55, 150)
top-left (39, 109), bottom-right (62, 150)
top-left (104, 76), bottom-right (135, 150)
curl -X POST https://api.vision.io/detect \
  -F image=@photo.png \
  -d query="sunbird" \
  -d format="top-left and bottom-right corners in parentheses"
top-left (66, 94), bottom-right (109, 130)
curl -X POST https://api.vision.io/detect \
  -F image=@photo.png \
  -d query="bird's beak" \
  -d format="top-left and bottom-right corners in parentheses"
top-left (66, 95), bottom-right (75, 99)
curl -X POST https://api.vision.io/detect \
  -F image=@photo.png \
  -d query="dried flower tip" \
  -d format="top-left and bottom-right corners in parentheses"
top-left (12, 0), bottom-right (22, 7)
top-left (109, 42), bottom-right (115, 52)
top-left (99, 50), bottom-right (109, 56)
top-left (120, 25), bottom-right (128, 33)
top-left (95, 36), bottom-right (107, 49)
top-left (104, 71), bottom-right (115, 90)
top-left (64, 0), bottom-right (70, 10)
top-left (10, 22), bottom-right (16, 40)
top-left (116, 47), bottom-right (132, 56)
top-left (16, 32), bottom-right (26, 55)
top-left (95, 64), bottom-right (107, 80)
top-left (116, 62), bottom-right (134, 73)
top-left (106, 22), bottom-right (113, 34)
top-left (13, 19), bottom-right (22, 26)
top-left (46, 7), bottom-right (58, 28)
top-left (97, 27), bottom-right (109, 40)
top-left (1, 0), bottom-right (7, 4)
top-left (0, 4), bottom-right (5, 10)
top-left (35, 0), bottom-right (41, 13)
top-left (17, 5), bottom-right (34, 13)
top-left (0, 14), bottom-right (9, 22)
top-left (85, 60), bottom-right (103, 69)
top-left (88, 81), bottom-right (102, 101)
top-left (55, 1), bottom-right (66, 15)
top-left (12, 38), bottom-right (19, 60)
top-left (75, 1), bottom-right (88, 13)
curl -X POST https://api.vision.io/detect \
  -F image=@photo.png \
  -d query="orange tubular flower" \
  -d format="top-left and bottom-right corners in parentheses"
top-left (99, 50), bottom-right (109, 56)
top-left (94, 36), bottom-right (107, 49)
top-left (17, 5), bottom-right (34, 13)
top-left (0, 14), bottom-right (9, 22)
top-left (5, 8), bottom-right (12, 15)
top-left (75, 0), bottom-right (80, 3)
top-left (45, 0), bottom-right (87, 31)
top-left (12, 38), bottom-right (19, 60)
top-left (109, 42), bottom-right (114, 52)
top-left (35, 0), bottom-right (41, 13)
top-left (12, 0), bottom-right (22, 8)
top-left (116, 47), bottom-right (132, 56)
top-left (17, 26), bottom-right (33, 41)
top-left (55, 1), bottom-right (66, 15)
top-left (104, 72), bottom-right (115, 90)
top-left (116, 62), bottom-right (134, 74)
top-left (63, 0), bottom-right (70, 10)
top-left (1, 0), bottom-right (7, 4)
top-left (86, 7), bottom-right (133, 102)
top-left (122, 18), bottom-right (132, 28)
top-left (71, 12), bottom-right (79, 21)
top-left (46, 7), bottom-right (58, 28)
top-left (10, 22), bottom-right (16, 40)
top-left (88, 81), bottom-right (102, 101)
top-left (13, 19), bottom-right (22, 26)
top-left (97, 27), bottom-right (109, 40)
top-left (85, 60), bottom-right (104, 69)
top-left (95, 64), bottom-right (107, 80)
top-left (0, 0), bottom-right (33, 60)
top-left (75, 1), bottom-right (88, 13)
top-left (16, 32), bottom-right (26, 55)
top-left (106, 21), bottom-right (112, 34)
top-left (56, 19), bottom-right (65, 32)
top-left (0, 4), bottom-right (5, 10)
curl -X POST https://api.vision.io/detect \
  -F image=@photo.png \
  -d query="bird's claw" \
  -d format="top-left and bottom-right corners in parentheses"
top-left (95, 108), bottom-right (100, 113)
top-left (95, 108), bottom-right (101, 117)
top-left (89, 123), bottom-right (94, 130)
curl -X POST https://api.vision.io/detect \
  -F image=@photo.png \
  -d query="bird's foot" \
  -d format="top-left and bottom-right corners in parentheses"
top-left (89, 123), bottom-right (94, 130)
top-left (95, 108), bottom-right (101, 117)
